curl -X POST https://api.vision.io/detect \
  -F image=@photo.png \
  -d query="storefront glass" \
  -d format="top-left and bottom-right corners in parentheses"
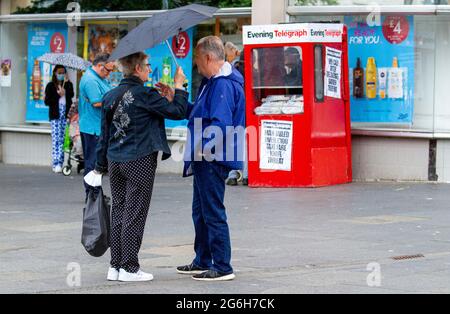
top-left (0, 22), bottom-right (28, 125)
top-left (288, 0), bottom-right (449, 5)
top-left (289, 13), bottom-right (450, 134)
top-left (250, 46), bottom-right (304, 115)
top-left (0, 14), bottom-right (249, 128)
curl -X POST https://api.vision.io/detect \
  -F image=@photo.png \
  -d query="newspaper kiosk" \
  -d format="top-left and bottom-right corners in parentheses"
top-left (243, 23), bottom-right (352, 187)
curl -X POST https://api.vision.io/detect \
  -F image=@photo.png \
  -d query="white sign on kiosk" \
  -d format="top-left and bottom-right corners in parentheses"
top-left (324, 47), bottom-right (342, 99)
top-left (260, 120), bottom-right (293, 171)
top-left (243, 23), bottom-right (344, 45)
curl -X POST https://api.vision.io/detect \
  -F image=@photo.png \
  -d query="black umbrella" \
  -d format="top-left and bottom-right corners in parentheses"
top-left (109, 4), bottom-right (218, 64)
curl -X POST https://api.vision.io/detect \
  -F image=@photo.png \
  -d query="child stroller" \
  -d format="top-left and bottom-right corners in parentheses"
top-left (62, 102), bottom-right (85, 176)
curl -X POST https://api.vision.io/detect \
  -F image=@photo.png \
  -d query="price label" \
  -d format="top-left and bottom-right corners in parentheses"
top-left (50, 32), bottom-right (66, 53)
top-left (382, 16), bottom-right (409, 44)
top-left (171, 31), bottom-right (190, 59)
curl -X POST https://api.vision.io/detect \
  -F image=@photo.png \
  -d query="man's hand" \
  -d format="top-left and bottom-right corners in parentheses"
top-left (155, 82), bottom-right (175, 102)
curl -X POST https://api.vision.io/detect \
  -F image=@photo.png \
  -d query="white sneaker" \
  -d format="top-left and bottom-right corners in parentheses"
top-left (54, 165), bottom-right (62, 173)
top-left (107, 267), bottom-right (119, 281)
top-left (118, 268), bottom-right (154, 282)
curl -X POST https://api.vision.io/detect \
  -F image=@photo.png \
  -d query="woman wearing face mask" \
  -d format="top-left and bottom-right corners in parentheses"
top-left (44, 65), bottom-right (75, 173)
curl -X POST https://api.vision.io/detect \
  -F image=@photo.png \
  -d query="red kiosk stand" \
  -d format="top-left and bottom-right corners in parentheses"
top-left (243, 23), bottom-right (352, 187)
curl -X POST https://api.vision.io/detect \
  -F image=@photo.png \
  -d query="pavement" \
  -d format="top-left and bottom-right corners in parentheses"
top-left (0, 163), bottom-right (450, 294)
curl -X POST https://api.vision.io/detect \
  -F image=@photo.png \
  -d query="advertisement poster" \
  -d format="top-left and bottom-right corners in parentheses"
top-left (324, 47), bottom-right (342, 99)
top-left (0, 59), bottom-right (12, 87)
top-left (144, 28), bottom-right (194, 128)
top-left (260, 120), bottom-right (293, 171)
top-left (26, 23), bottom-right (68, 123)
top-left (84, 21), bottom-right (129, 88)
top-left (345, 15), bottom-right (415, 123)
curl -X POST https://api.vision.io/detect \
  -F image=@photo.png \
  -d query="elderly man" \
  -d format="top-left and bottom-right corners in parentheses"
top-left (177, 36), bottom-right (245, 281)
top-left (79, 53), bottom-right (115, 202)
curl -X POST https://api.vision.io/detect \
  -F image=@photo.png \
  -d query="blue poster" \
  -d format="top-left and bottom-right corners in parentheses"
top-left (144, 27), bottom-right (194, 128)
top-left (345, 16), bottom-right (414, 123)
top-left (26, 23), bottom-right (68, 123)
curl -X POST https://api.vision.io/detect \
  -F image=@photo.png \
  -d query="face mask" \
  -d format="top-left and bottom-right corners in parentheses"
top-left (57, 74), bottom-right (65, 81)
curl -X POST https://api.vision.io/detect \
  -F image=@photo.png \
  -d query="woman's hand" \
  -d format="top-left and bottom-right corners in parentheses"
top-left (155, 82), bottom-right (175, 102)
top-left (57, 85), bottom-right (66, 97)
top-left (173, 66), bottom-right (186, 90)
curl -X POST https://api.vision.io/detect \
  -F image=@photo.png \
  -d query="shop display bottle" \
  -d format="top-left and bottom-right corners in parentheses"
top-left (365, 57), bottom-right (377, 99)
top-left (161, 56), bottom-right (172, 86)
top-left (32, 59), bottom-right (42, 100)
top-left (378, 68), bottom-right (387, 99)
top-left (353, 57), bottom-right (364, 98)
top-left (387, 57), bottom-right (404, 99)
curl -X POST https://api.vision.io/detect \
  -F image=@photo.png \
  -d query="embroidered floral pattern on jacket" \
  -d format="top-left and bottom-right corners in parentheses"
top-left (112, 90), bottom-right (134, 143)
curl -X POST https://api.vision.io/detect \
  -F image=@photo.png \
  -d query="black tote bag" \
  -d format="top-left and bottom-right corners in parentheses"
top-left (81, 188), bottom-right (111, 257)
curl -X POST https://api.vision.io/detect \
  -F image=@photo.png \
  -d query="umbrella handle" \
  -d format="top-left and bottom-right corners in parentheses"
top-left (165, 40), bottom-right (188, 90)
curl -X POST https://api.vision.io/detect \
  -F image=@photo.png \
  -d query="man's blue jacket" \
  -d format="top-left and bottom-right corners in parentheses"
top-left (183, 62), bottom-right (246, 177)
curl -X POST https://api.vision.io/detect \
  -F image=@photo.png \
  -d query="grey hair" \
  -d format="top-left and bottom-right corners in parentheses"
top-left (118, 52), bottom-right (148, 77)
top-left (225, 41), bottom-right (238, 51)
top-left (92, 53), bottom-right (111, 66)
top-left (197, 36), bottom-right (225, 61)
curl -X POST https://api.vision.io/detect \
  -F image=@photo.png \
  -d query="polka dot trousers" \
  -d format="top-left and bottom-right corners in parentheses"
top-left (108, 153), bottom-right (158, 273)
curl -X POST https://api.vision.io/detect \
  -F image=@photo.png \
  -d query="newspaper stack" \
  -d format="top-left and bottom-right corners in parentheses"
top-left (254, 95), bottom-right (304, 115)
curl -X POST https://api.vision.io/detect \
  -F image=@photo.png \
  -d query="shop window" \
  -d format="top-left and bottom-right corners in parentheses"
top-left (290, 13), bottom-right (438, 132)
top-left (252, 46), bottom-right (303, 90)
top-left (251, 46), bottom-right (304, 116)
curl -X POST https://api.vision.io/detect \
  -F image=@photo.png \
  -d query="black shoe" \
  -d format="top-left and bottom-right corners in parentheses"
top-left (242, 178), bottom-right (248, 186)
top-left (226, 178), bottom-right (238, 186)
top-left (192, 269), bottom-right (236, 281)
top-left (176, 262), bottom-right (209, 275)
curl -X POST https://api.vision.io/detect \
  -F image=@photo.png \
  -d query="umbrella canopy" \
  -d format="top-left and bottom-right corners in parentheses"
top-left (38, 53), bottom-right (92, 71)
top-left (109, 4), bottom-right (218, 61)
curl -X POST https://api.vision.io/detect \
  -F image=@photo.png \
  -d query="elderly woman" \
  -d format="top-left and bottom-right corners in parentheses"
top-left (92, 52), bottom-right (188, 282)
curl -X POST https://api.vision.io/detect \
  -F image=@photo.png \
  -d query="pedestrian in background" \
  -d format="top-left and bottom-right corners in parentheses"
top-left (225, 48), bottom-right (248, 186)
top-left (78, 53), bottom-right (114, 202)
top-left (44, 65), bottom-right (74, 173)
top-left (224, 41), bottom-right (240, 66)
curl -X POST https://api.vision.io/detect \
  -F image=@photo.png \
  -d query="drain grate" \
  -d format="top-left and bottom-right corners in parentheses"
top-left (391, 254), bottom-right (425, 261)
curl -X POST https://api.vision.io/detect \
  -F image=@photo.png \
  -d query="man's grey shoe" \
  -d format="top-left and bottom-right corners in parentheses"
top-left (176, 262), bottom-right (209, 275)
top-left (192, 269), bottom-right (236, 281)
top-left (226, 178), bottom-right (238, 186)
